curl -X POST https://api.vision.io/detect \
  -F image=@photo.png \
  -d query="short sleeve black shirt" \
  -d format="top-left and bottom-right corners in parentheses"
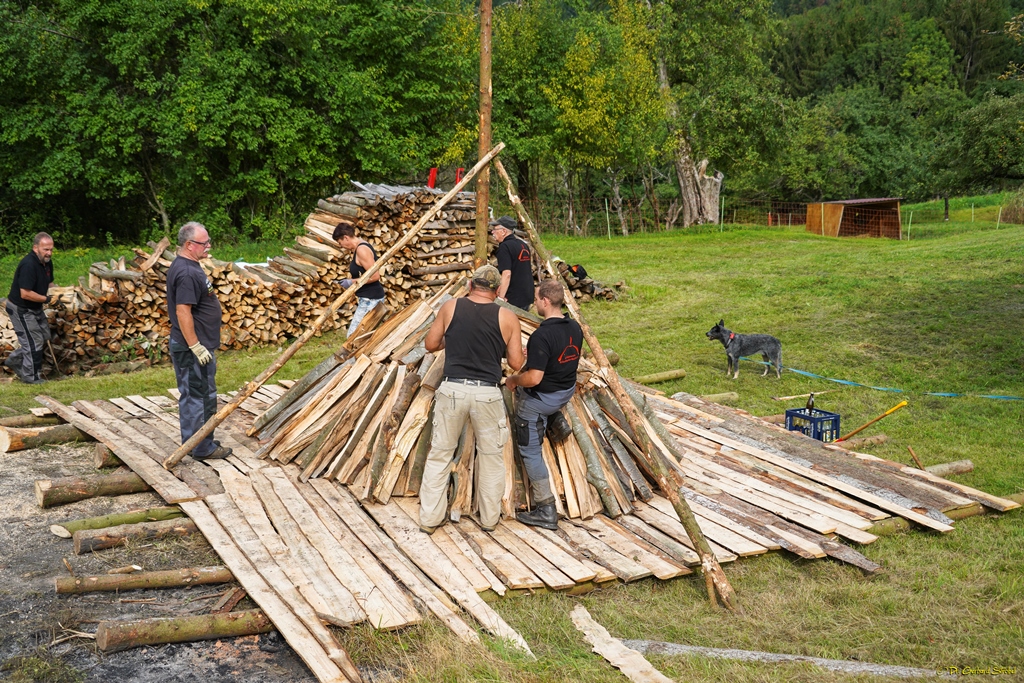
top-left (166, 256), bottom-right (223, 349)
top-left (7, 251), bottom-right (53, 310)
top-left (495, 235), bottom-right (534, 310)
top-left (524, 316), bottom-right (582, 393)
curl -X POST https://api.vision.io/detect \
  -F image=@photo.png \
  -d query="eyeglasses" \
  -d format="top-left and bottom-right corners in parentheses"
top-left (189, 239), bottom-right (212, 248)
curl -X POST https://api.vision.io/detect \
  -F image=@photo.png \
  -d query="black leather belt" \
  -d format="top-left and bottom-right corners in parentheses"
top-left (443, 377), bottom-right (499, 388)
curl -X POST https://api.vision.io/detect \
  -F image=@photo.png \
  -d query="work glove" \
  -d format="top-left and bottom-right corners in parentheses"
top-left (47, 293), bottom-right (61, 306)
top-left (339, 278), bottom-right (354, 289)
top-left (189, 342), bottom-right (213, 366)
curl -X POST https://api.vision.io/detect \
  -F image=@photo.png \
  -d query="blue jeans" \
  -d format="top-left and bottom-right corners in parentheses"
top-left (347, 297), bottom-right (385, 337)
top-left (169, 340), bottom-right (218, 459)
top-left (515, 385), bottom-right (576, 504)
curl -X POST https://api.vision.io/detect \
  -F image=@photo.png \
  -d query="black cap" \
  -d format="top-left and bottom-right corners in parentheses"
top-left (488, 216), bottom-right (518, 231)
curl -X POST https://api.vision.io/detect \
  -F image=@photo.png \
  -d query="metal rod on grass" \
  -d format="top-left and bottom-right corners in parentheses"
top-left (163, 142), bottom-right (507, 470)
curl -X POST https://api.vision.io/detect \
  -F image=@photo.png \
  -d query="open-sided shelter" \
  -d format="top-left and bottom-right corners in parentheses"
top-left (806, 198), bottom-right (902, 239)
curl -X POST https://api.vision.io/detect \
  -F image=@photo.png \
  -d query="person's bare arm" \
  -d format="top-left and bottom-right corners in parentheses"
top-left (499, 308), bottom-right (524, 371)
top-left (506, 367), bottom-right (544, 390)
top-left (355, 244), bottom-right (381, 283)
top-left (496, 270), bottom-right (512, 300)
top-left (424, 300), bottom-right (454, 352)
top-left (19, 289), bottom-right (47, 303)
top-left (176, 304), bottom-right (200, 347)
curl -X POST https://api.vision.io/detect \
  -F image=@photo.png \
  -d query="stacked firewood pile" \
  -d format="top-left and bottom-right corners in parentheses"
top-left (0, 184), bottom-right (622, 376)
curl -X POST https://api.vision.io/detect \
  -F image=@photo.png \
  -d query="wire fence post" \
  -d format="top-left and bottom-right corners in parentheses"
top-left (720, 195), bottom-right (724, 232)
top-left (972, 203), bottom-right (975, 223)
top-left (907, 211), bottom-right (913, 240)
top-left (997, 206), bottom-right (1002, 228)
top-left (605, 198), bottom-right (611, 240)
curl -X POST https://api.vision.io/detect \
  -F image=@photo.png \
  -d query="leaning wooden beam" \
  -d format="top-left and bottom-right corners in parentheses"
top-left (35, 471), bottom-right (151, 508)
top-left (165, 142), bottom-right (507, 470)
top-left (493, 157), bottom-right (737, 611)
top-left (55, 566), bottom-right (233, 594)
top-left (50, 506), bottom-right (184, 538)
top-left (95, 610), bottom-right (273, 653)
top-left (73, 517), bottom-right (198, 554)
top-left (0, 423), bottom-right (93, 453)
top-left (248, 354), bottom-right (345, 436)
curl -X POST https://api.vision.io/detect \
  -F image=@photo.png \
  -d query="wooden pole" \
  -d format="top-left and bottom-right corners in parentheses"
top-left (836, 400), bottom-right (908, 442)
top-left (492, 157), bottom-right (737, 611)
top-left (632, 368), bottom-right (687, 384)
top-left (0, 423), bottom-right (93, 453)
top-left (164, 142), bottom-right (506, 470)
top-left (56, 566), bottom-right (232, 594)
top-left (74, 517), bottom-right (198, 554)
top-left (95, 610), bottom-right (272, 653)
top-left (475, 0), bottom-right (493, 267)
top-left (35, 471), bottom-right (151, 508)
top-left (50, 506), bottom-right (184, 538)
top-left (907, 446), bottom-right (925, 470)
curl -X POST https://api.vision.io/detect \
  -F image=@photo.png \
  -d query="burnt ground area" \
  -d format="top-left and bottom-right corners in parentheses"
top-left (0, 442), bottom-right (315, 682)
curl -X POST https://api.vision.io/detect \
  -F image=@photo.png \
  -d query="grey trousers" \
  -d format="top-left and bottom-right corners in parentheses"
top-left (4, 301), bottom-right (50, 381)
top-left (169, 340), bottom-right (218, 458)
top-left (515, 385), bottom-right (576, 504)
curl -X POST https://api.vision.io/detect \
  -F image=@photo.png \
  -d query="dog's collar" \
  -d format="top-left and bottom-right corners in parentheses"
top-left (729, 332), bottom-right (735, 340)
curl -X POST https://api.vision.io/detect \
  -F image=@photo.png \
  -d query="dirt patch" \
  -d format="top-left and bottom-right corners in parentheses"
top-left (0, 443), bottom-right (314, 682)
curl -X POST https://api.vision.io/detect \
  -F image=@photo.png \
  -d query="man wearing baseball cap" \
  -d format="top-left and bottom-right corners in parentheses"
top-left (489, 216), bottom-right (534, 310)
top-left (418, 265), bottom-right (524, 534)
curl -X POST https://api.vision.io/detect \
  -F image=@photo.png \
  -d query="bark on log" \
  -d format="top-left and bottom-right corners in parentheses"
top-left (55, 566), bottom-right (233, 593)
top-left (925, 460), bottom-right (974, 477)
top-left (95, 610), bottom-right (272, 653)
top-left (0, 415), bottom-right (62, 428)
top-left (633, 369), bottom-right (687, 384)
top-left (0, 423), bottom-right (94, 453)
top-left (35, 471), bottom-right (151, 508)
top-left (73, 517), bottom-right (199, 554)
top-left (93, 443), bottom-right (123, 468)
top-left (50, 506), bottom-right (184, 538)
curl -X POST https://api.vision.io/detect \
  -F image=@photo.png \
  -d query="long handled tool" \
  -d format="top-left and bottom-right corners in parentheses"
top-left (163, 142), bottom-right (506, 470)
top-left (836, 400), bottom-right (908, 442)
top-left (493, 157), bottom-right (738, 611)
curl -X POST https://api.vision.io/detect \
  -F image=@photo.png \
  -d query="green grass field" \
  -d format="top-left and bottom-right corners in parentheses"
top-left (2, 216), bottom-right (1022, 681)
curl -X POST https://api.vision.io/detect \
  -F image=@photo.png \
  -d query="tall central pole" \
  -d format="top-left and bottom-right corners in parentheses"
top-left (475, 0), bottom-right (493, 267)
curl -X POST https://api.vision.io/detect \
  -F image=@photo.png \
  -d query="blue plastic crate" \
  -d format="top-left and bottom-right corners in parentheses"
top-left (785, 408), bottom-right (841, 443)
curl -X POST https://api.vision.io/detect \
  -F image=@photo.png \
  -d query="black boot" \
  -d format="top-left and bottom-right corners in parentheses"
top-left (516, 502), bottom-right (558, 531)
top-left (546, 412), bottom-right (572, 444)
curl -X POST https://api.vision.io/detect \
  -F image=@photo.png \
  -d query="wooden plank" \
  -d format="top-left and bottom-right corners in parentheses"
top-left (217, 468), bottom-right (363, 625)
top-left (456, 521), bottom-right (544, 590)
top-left (532, 528), bottom-right (618, 584)
top-left (630, 501), bottom-right (738, 564)
top-left (180, 500), bottom-right (353, 683)
top-left (669, 420), bottom-right (955, 532)
top-left (439, 525), bottom-right (506, 595)
top-left (501, 520), bottom-right (597, 584)
top-left (36, 397), bottom-right (199, 504)
top-left (109, 397), bottom-right (148, 417)
top-left (571, 604), bottom-right (673, 683)
top-left (362, 500), bottom-right (533, 655)
top-left (125, 395), bottom-right (180, 427)
top-left (557, 522), bottom-right (652, 582)
top-left (641, 496), bottom-right (767, 556)
top-left (613, 515), bottom-right (702, 566)
top-left (575, 517), bottom-right (690, 580)
top-left (261, 468), bottom-right (419, 630)
top-left (489, 525), bottom-right (574, 590)
top-left (307, 479), bottom-right (479, 645)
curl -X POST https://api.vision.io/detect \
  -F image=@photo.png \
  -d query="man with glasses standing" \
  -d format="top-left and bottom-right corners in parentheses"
top-left (166, 222), bottom-right (231, 460)
top-left (4, 232), bottom-right (56, 384)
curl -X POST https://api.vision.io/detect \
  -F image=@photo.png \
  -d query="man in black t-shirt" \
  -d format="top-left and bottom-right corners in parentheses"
top-left (4, 232), bottom-right (55, 384)
top-left (505, 280), bottom-right (583, 530)
top-left (490, 216), bottom-right (534, 310)
top-left (166, 222), bottom-right (231, 461)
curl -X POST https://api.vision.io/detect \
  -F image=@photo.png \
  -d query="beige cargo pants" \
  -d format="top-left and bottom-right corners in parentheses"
top-left (419, 381), bottom-right (509, 530)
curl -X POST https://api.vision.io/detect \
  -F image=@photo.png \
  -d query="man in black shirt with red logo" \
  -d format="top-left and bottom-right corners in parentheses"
top-left (5, 232), bottom-right (56, 384)
top-left (505, 280), bottom-right (582, 530)
top-left (490, 216), bottom-right (534, 310)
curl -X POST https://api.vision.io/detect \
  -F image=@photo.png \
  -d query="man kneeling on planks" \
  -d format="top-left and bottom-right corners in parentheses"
top-left (418, 265), bottom-right (524, 534)
top-left (504, 280), bottom-right (582, 531)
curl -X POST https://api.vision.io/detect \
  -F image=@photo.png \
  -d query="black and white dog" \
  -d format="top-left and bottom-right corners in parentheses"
top-left (706, 320), bottom-right (783, 379)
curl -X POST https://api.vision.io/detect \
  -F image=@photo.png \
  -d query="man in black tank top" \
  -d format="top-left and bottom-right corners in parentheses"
top-left (418, 265), bottom-right (524, 534)
top-left (333, 222), bottom-right (387, 336)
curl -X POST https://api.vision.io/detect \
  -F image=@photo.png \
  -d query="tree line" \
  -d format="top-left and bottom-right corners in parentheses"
top-left (1, 0), bottom-right (1022, 250)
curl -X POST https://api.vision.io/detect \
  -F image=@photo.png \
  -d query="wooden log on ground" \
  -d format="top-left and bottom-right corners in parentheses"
top-left (73, 517), bottom-right (198, 554)
top-left (56, 566), bottom-right (233, 593)
top-left (1, 423), bottom-right (94, 453)
top-left (95, 610), bottom-right (273, 653)
top-left (633, 369), bottom-right (687, 385)
top-left (93, 443), bottom-right (122, 468)
top-left (50, 506), bottom-right (184, 538)
top-left (925, 460), bottom-right (974, 477)
top-left (0, 415), bottom-right (61, 428)
top-left (35, 471), bottom-right (151, 508)
top-left (834, 434), bottom-right (888, 449)
top-left (701, 392), bottom-right (739, 403)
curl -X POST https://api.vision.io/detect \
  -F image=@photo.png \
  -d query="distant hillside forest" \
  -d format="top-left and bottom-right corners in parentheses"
top-left (1, 0), bottom-right (1023, 249)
